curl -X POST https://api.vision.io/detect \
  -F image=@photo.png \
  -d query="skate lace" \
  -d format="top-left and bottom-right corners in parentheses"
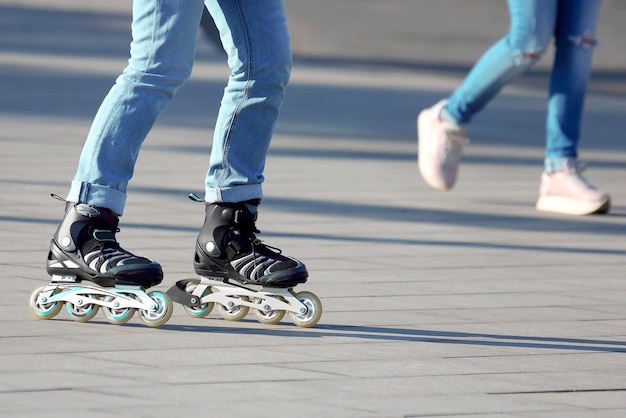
top-left (567, 161), bottom-right (595, 187)
top-left (229, 234), bottom-right (288, 280)
top-left (87, 228), bottom-right (144, 273)
top-left (251, 238), bottom-right (282, 256)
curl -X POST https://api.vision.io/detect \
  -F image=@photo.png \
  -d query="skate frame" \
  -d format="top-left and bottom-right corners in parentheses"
top-left (38, 279), bottom-right (160, 312)
top-left (168, 276), bottom-right (310, 315)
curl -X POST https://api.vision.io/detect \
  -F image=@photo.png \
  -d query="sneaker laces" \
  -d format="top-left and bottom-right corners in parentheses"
top-left (442, 129), bottom-right (469, 166)
top-left (565, 160), bottom-right (597, 189)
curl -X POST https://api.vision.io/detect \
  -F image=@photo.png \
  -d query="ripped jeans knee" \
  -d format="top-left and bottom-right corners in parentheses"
top-left (566, 33), bottom-right (598, 48)
top-left (513, 48), bottom-right (545, 66)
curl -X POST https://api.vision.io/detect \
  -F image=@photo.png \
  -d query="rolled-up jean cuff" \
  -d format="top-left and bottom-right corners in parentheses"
top-left (66, 180), bottom-right (127, 216)
top-left (204, 184), bottom-right (263, 204)
top-left (544, 157), bottom-right (573, 174)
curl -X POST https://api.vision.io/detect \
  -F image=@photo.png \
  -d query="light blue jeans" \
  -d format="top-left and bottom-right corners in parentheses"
top-left (68, 0), bottom-right (291, 215)
top-left (442, 0), bottom-right (602, 173)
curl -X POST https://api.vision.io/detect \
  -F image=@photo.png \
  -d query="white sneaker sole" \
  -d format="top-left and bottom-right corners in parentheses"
top-left (536, 196), bottom-right (611, 216)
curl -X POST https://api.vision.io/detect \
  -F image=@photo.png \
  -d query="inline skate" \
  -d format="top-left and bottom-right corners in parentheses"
top-left (28, 197), bottom-right (173, 327)
top-left (166, 196), bottom-right (322, 328)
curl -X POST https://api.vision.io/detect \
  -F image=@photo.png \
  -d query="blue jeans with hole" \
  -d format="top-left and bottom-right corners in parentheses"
top-left (442, 0), bottom-right (602, 173)
top-left (67, 0), bottom-right (291, 215)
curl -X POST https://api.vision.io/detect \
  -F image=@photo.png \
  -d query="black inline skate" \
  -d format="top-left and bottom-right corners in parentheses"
top-left (167, 196), bottom-right (322, 327)
top-left (28, 197), bottom-right (173, 327)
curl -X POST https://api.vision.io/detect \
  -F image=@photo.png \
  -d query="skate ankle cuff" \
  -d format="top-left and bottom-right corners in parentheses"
top-left (75, 203), bottom-right (119, 227)
top-left (221, 206), bottom-right (257, 226)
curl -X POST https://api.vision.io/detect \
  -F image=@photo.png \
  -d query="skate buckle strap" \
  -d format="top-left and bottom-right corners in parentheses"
top-left (92, 229), bottom-right (117, 243)
top-left (226, 230), bottom-right (251, 255)
top-left (76, 204), bottom-right (101, 218)
top-left (232, 208), bottom-right (257, 225)
top-left (188, 192), bottom-right (258, 225)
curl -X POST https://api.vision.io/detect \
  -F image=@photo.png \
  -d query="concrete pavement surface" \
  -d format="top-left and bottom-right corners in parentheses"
top-left (1, 1), bottom-right (626, 417)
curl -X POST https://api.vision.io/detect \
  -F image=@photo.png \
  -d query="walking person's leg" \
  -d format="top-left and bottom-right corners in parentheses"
top-left (536, 0), bottom-right (610, 215)
top-left (418, 0), bottom-right (557, 191)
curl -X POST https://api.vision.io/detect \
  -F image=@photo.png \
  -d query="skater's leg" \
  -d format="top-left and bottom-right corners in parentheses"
top-left (164, 1), bottom-right (320, 326)
top-left (68, 0), bottom-right (205, 216)
top-left (53, 0), bottom-right (205, 287)
top-left (192, 1), bottom-right (305, 287)
top-left (203, 0), bottom-right (291, 203)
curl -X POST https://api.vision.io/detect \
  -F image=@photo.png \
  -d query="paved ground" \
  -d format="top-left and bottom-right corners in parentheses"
top-left (1, 1), bottom-right (626, 417)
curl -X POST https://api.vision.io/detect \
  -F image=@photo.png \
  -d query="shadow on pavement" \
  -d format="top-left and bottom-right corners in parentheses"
top-left (148, 321), bottom-right (626, 353)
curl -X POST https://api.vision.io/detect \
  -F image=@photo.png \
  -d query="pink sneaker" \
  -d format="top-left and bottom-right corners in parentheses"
top-left (417, 100), bottom-right (467, 191)
top-left (535, 159), bottom-right (610, 215)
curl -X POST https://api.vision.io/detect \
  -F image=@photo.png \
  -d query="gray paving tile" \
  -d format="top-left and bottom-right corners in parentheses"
top-left (2, 1), bottom-right (626, 417)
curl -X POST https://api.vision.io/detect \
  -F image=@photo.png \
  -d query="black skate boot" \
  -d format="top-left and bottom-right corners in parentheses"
top-left (47, 201), bottom-right (163, 288)
top-left (194, 200), bottom-right (308, 288)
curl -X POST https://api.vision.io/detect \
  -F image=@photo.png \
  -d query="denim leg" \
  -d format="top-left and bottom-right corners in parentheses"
top-left (444, 0), bottom-right (558, 125)
top-left (68, 0), bottom-right (205, 215)
top-left (544, 0), bottom-right (602, 172)
top-left (203, 0), bottom-right (291, 203)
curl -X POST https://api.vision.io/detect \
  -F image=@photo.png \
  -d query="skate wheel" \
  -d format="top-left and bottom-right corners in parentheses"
top-left (102, 296), bottom-right (135, 325)
top-left (65, 294), bottom-right (100, 323)
top-left (139, 291), bottom-right (173, 328)
top-left (252, 297), bottom-right (285, 325)
top-left (29, 286), bottom-right (63, 320)
top-left (289, 291), bottom-right (322, 328)
top-left (216, 296), bottom-right (250, 321)
top-left (182, 282), bottom-right (213, 318)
